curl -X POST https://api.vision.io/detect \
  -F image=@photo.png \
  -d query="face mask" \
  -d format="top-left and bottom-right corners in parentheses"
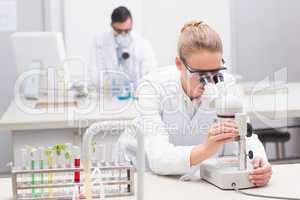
top-left (115, 33), bottom-right (131, 48)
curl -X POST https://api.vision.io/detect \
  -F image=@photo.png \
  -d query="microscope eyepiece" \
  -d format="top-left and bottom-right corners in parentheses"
top-left (122, 52), bottom-right (130, 60)
top-left (199, 72), bottom-right (224, 87)
top-left (200, 74), bottom-right (211, 86)
top-left (213, 72), bottom-right (224, 84)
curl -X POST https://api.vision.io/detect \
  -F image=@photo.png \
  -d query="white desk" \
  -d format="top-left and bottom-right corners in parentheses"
top-left (242, 82), bottom-right (300, 119)
top-left (1, 83), bottom-right (299, 131)
top-left (1, 164), bottom-right (300, 200)
top-left (0, 94), bottom-right (138, 131)
top-left (1, 83), bottom-right (300, 166)
top-left (0, 94), bottom-right (139, 166)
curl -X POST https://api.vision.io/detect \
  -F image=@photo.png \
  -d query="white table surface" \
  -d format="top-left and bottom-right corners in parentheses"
top-left (1, 164), bottom-right (300, 200)
top-left (0, 95), bottom-right (139, 131)
top-left (0, 83), bottom-right (299, 131)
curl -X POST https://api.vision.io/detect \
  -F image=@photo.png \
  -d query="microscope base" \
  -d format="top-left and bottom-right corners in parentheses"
top-left (200, 160), bottom-right (254, 190)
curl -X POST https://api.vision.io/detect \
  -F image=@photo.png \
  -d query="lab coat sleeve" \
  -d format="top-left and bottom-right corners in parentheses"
top-left (135, 80), bottom-right (193, 175)
top-left (140, 40), bottom-right (157, 76)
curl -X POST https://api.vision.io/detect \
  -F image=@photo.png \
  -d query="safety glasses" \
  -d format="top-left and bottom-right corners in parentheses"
top-left (181, 56), bottom-right (227, 86)
top-left (181, 57), bottom-right (226, 74)
top-left (113, 28), bottom-right (132, 35)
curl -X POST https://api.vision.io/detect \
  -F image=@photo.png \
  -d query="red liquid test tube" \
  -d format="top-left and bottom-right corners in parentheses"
top-left (73, 146), bottom-right (81, 183)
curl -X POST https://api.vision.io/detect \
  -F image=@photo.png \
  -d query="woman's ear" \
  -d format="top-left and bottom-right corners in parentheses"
top-left (175, 56), bottom-right (183, 70)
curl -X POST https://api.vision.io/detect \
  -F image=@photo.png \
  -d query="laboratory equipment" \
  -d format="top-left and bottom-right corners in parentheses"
top-left (82, 120), bottom-right (145, 200)
top-left (73, 146), bottom-right (81, 185)
top-left (200, 78), bottom-right (255, 189)
top-left (23, 61), bottom-right (41, 100)
top-left (199, 71), bottom-right (224, 87)
top-left (11, 32), bottom-right (66, 97)
top-left (63, 57), bottom-right (89, 98)
top-left (11, 121), bottom-right (145, 200)
top-left (37, 147), bottom-right (45, 196)
top-left (29, 148), bottom-right (37, 197)
top-left (11, 162), bottom-right (135, 199)
top-left (117, 80), bottom-right (132, 100)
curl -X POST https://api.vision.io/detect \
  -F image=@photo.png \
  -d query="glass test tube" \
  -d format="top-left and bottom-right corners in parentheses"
top-left (37, 147), bottom-right (45, 196)
top-left (46, 147), bottom-right (54, 196)
top-left (20, 148), bottom-right (29, 197)
top-left (64, 143), bottom-right (72, 195)
top-left (55, 145), bottom-right (65, 196)
top-left (65, 143), bottom-right (72, 182)
top-left (73, 146), bottom-right (81, 184)
top-left (111, 143), bottom-right (120, 180)
top-left (96, 144), bottom-right (106, 180)
top-left (29, 148), bottom-right (37, 197)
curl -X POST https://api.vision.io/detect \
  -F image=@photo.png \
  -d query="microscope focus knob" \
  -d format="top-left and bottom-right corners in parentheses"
top-left (247, 123), bottom-right (253, 137)
top-left (248, 150), bottom-right (254, 159)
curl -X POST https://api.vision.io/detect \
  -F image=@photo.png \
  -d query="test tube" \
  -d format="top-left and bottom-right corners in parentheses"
top-left (29, 148), bottom-right (37, 197)
top-left (64, 143), bottom-right (73, 195)
top-left (45, 147), bottom-right (54, 196)
top-left (55, 147), bottom-right (64, 169)
top-left (37, 147), bottom-right (45, 196)
top-left (54, 145), bottom-right (65, 196)
top-left (96, 144), bottom-right (106, 180)
top-left (20, 148), bottom-right (29, 197)
top-left (73, 146), bottom-right (81, 185)
top-left (65, 143), bottom-right (73, 182)
top-left (96, 144), bottom-right (105, 166)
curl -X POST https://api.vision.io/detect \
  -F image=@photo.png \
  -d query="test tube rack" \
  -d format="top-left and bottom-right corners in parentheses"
top-left (11, 162), bottom-right (135, 200)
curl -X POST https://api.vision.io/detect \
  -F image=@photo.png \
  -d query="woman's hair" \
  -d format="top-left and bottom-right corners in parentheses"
top-left (178, 21), bottom-right (223, 60)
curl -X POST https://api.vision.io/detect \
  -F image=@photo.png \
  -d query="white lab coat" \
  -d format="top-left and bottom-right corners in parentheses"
top-left (118, 66), bottom-right (267, 176)
top-left (89, 31), bottom-right (157, 86)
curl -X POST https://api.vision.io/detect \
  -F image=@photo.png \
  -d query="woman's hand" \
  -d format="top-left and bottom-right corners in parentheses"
top-left (190, 120), bottom-right (238, 166)
top-left (249, 157), bottom-right (272, 187)
top-left (203, 120), bottom-right (239, 158)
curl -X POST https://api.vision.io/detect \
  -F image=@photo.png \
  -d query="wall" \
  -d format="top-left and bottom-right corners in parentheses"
top-left (231, 0), bottom-right (300, 82)
top-left (141, 0), bottom-right (232, 67)
top-left (63, 0), bottom-right (232, 69)
top-left (0, 0), bottom-right (44, 173)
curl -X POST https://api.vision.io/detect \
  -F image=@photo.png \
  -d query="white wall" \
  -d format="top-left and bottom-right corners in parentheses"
top-left (63, 0), bottom-right (232, 69)
top-left (231, 0), bottom-right (300, 82)
top-left (0, 0), bottom-right (44, 173)
top-left (141, 0), bottom-right (232, 67)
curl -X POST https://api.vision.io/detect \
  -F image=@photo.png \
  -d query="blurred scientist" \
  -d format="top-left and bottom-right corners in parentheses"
top-left (91, 6), bottom-right (157, 88)
top-left (118, 21), bottom-right (272, 187)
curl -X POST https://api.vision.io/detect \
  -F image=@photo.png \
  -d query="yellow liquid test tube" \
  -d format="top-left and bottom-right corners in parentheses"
top-left (45, 147), bottom-right (54, 196)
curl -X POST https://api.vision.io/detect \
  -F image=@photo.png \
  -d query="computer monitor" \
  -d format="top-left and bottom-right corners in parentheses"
top-left (11, 32), bottom-right (66, 95)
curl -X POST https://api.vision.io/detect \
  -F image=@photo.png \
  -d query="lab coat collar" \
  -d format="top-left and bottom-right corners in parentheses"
top-left (179, 81), bottom-right (202, 108)
top-left (178, 80), bottom-right (204, 120)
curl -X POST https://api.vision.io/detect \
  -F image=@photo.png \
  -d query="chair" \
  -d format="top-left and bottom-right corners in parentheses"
top-left (254, 128), bottom-right (290, 160)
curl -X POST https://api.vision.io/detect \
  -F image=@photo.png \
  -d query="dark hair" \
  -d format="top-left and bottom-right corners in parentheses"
top-left (111, 6), bottom-right (132, 23)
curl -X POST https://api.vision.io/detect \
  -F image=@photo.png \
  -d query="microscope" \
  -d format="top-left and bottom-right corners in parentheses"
top-left (199, 72), bottom-right (255, 189)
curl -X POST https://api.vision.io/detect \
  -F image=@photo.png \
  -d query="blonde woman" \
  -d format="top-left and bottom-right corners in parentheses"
top-left (119, 21), bottom-right (272, 187)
